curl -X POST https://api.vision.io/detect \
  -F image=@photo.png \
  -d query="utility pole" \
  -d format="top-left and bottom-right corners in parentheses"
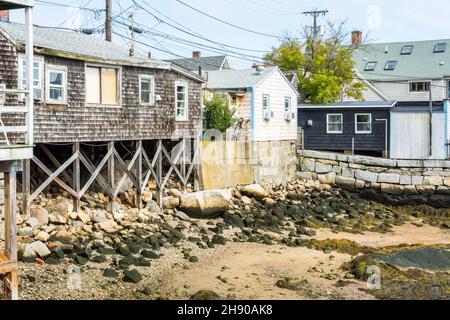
top-left (302, 9), bottom-right (328, 39)
top-left (105, 0), bottom-right (112, 42)
top-left (129, 12), bottom-right (135, 57)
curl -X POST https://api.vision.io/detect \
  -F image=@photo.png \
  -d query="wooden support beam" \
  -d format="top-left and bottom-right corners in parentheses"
top-left (108, 143), bottom-right (115, 187)
top-left (22, 158), bottom-right (30, 218)
top-left (135, 140), bottom-right (143, 209)
top-left (160, 143), bottom-right (184, 190)
top-left (113, 148), bottom-right (140, 197)
top-left (180, 138), bottom-right (187, 189)
top-left (40, 144), bottom-right (73, 184)
top-left (156, 139), bottom-right (163, 207)
top-left (31, 156), bottom-right (79, 200)
top-left (78, 148), bottom-right (113, 198)
top-left (141, 145), bottom-right (161, 191)
top-left (73, 143), bottom-right (81, 213)
top-left (29, 152), bottom-right (79, 203)
top-left (78, 151), bottom-right (114, 199)
top-left (4, 163), bottom-right (18, 300)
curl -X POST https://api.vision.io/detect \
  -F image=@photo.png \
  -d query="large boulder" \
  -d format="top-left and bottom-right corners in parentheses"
top-left (180, 189), bottom-right (232, 218)
top-left (46, 197), bottom-right (73, 224)
top-left (240, 184), bottom-right (269, 200)
top-left (30, 207), bottom-right (49, 226)
top-left (162, 196), bottom-right (180, 209)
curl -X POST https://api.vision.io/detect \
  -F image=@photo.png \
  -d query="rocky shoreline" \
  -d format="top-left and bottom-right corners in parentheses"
top-left (2, 177), bottom-right (449, 300)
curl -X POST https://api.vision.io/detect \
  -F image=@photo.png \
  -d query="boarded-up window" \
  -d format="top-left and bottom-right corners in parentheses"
top-left (102, 68), bottom-right (118, 105)
top-left (86, 67), bottom-right (100, 104)
top-left (86, 66), bottom-right (119, 105)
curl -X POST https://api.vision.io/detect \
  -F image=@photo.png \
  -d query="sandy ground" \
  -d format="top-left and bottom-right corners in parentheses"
top-left (314, 221), bottom-right (450, 248)
top-left (13, 221), bottom-right (450, 300)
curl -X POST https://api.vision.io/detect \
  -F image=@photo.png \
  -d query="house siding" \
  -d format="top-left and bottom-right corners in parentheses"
top-left (364, 79), bottom-right (445, 102)
top-left (0, 33), bottom-right (203, 144)
top-left (298, 108), bottom-right (390, 153)
top-left (253, 70), bottom-right (298, 142)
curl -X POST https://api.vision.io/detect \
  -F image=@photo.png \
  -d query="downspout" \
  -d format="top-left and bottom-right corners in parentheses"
top-left (445, 99), bottom-right (449, 159)
top-left (249, 87), bottom-right (255, 141)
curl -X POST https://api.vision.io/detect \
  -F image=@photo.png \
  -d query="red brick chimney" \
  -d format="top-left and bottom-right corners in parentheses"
top-left (192, 51), bottom-right (201, 60)
top-left (351, 31), bottom-right (363, 46)
top-left (0, 10), bottom-right (10, 22)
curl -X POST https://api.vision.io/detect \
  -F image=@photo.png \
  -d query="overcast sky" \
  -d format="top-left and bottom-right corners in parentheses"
top-left (9, 0), bottom-right (450, 68)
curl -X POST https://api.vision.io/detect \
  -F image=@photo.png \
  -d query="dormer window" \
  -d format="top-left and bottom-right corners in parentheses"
top-left (364, 61), bottom-right (377, 71)
top-left (401, 45), bottom-right (413, 55)
top-left (384, 61), bottom-right (397, 71)
top-left (434, 43), bottom-right (447, 53)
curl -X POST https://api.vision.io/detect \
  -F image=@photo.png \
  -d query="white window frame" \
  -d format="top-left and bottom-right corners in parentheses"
top-left (262, 93), bottom-right (271, 121)
top-left (326, 113), bottom-right (343, 134)
top-left (85, 63), bottom-right (122, 107)
top-left (409, 81), bottom-right (431, 93)
top-left (364, 61), bottom-right (377, 71)
top-left (355, 113), bottom-right (372, 134)
top-left (175, 81), bottom-right (189, 121)
top-left (18, 54), bottom-right (44, 100)
top-left (139, 74), bottom-right (155, 106)
top-left (284, 96), bottom-right (292, 121)
top-left (46, 65), bottom-right (67, 105)
top-left (384, 61), bottom-right (397, 71)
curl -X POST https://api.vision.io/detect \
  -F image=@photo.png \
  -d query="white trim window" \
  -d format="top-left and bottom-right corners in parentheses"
top-left (262, 94), bottom-right (271, 120)
top-left (19, 55), bottom-right (44, 100)
top-left (175, 81), bottom-right (188, 121)
top-left (355, 113), bottom-right (372, 134)
top-left (327, 113), bottom-right (343, 134)
top-left (139, 74), bottom-right (155, 105)
top-left (86, 65), bottom-right (120, 106)
top-left (46, 66), bottom-right (67, 104)
top-left (284, 96), bottom-right (292, 121)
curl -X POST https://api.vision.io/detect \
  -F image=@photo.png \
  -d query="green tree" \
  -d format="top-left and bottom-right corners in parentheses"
top-left (263, 24), bottom-right (365, 104)
top-left (204, 93), bottom-right (237, 132)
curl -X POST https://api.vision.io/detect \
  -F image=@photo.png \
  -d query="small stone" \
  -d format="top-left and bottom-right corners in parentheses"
top-left (103, 268), bottom-right (119, 278)
top-left (35, 231), bottom-right (50, 242)
top-left (141, 250), bottom-right (160, 259)
top-left (29, 241), bottom-right (51, 259)
top-left (123, 269), bottom-right (142, 283)
top-left (18, 227), bottom-right (34, 237)
top-left (26, 217), bottom-right (41, 229)
top-left (91, 255), bottom-right (107, 263)
top-left (18, 244), bottom-right (37, 263)
top-left (189, 256), bottom-right (199, 263)
top-left (77, 211), bottom-right (91, 224)
top-left (74, 255), bottom-right (89, 265)
top-left (48, 212), bottom-right (68, 225)
top-left (51, 230), bottom-right (76, 244)
top-left (45, 257), bottom-right (62, 265)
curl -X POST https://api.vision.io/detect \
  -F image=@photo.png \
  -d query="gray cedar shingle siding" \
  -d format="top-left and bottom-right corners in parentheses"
top-left (0, 33), bottom-right (203, 144)
top-left (298, 109), bottom-right (390, 152)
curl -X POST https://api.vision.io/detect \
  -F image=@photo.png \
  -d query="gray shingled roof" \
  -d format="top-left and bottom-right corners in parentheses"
top-left (0, 21), bottom-right (169, 68)
top-left (168, 55), bottom-right (227, 71)
top-left (353, 39), bottom-right (450, 80)
top-left (206, 67), bottom-right (278, 89)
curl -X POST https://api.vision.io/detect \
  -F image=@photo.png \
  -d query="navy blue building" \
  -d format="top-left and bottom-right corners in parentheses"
top-left (298, 101), bottom-right (396, 157)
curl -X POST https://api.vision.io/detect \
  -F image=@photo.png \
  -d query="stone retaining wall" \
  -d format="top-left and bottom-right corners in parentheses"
top-left (298, 150), bottom-right (450, 196)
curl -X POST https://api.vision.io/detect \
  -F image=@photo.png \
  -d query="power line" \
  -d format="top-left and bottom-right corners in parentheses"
top-left (174, 0), bottom-right (293, 40)
top-left (133, 0), bottom-right (272, 54)
top-left (35, 0), bottom-right (103, 12)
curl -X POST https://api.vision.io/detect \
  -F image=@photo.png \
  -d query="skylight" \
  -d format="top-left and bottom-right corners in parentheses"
top-left (384, 61), bottom-right (397, 71)
top-left (401, 45), bottom-right (414, 55)
top-left (434, 43), bottom-right (447, 53)
top-left (364, 61), bottom-right (377, 71)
